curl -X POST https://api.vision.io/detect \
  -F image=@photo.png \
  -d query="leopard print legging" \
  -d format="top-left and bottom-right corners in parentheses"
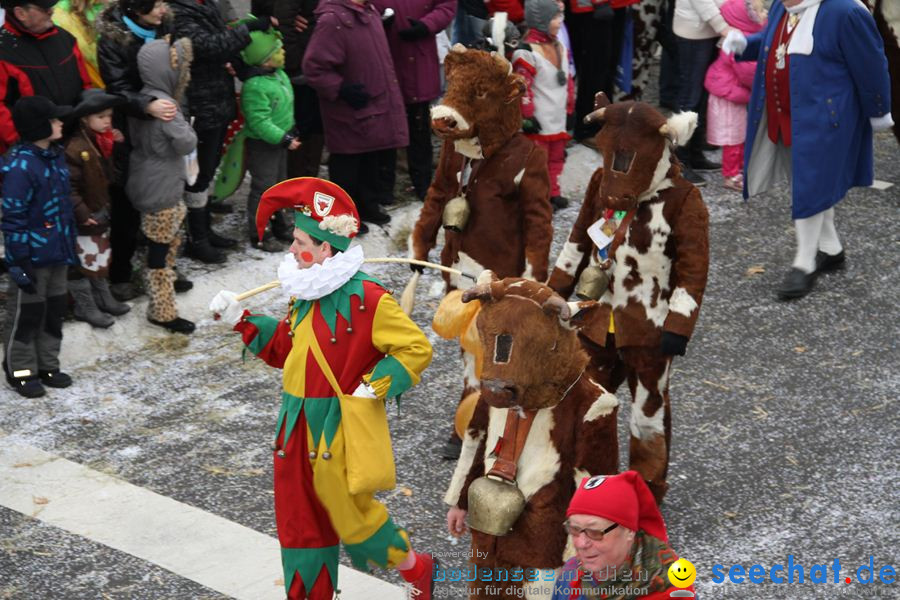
top-left (141, 203), bottom-right (187, 322)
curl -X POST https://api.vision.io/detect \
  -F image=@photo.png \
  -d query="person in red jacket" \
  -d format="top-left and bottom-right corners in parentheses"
top-left (0, 0), bottom-right (91, 154)
top-left (552, 472), bottom-right (696, 599)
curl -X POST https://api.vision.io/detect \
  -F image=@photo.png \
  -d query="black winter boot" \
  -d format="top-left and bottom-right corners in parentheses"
top-left (269, 210), bottom-right (294, 242)
top-left (185, 207), bottom-right (226, 264)
top-left (206, 204), bottom-right (238, 249)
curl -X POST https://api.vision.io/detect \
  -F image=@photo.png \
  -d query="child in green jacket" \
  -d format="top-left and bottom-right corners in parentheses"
top-left (240, 27), bottom-right (301, 252)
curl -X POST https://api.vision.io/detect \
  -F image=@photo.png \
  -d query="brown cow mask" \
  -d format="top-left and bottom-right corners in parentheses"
top-left (430, 44), bottom-right (526, 159)
top-left (585, 101), bottom-right (698, 212)
top-left (461, 273), bottom-right (587, 411)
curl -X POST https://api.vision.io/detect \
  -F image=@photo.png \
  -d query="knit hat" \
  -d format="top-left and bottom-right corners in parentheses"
top-left (12, 96), bottom-right (72, 142)
top-left (525, 0), bottom-right (561, 34)
top-left (71, 89), bottom-right (124, 120)
top-left (256, 177), bottom-right (360, 251)
top-left (121, 0), bottom-right (159, 18)
top-left (1, 0), bottom-right (57, 9)
top-left (566, 471), bottom-right (669, 542)
top-left (240, 28), bottom-right (283, 66)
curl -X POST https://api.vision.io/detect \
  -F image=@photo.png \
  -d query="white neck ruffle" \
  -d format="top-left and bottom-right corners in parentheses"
top-left (277, 245), bottom-right (365, 301)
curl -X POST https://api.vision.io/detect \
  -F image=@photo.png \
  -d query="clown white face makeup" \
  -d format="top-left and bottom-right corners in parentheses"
top-left (290, 228), bottom-right (332, 269)
top-left (568, 514), bottom-right (636, 580)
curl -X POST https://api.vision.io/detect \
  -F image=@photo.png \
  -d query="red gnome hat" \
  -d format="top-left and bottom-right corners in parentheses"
top-left (566, 471), bottom-right (668, 542)
top-left (256, 177), bottom-right (360, 251)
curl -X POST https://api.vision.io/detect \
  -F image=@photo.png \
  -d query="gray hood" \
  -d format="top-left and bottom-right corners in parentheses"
top-left (137, 37), bottom-right (193, 103)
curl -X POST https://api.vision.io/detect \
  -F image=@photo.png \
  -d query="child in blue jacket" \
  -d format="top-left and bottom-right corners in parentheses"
top-left (1, 96), bottom-right (79, 398)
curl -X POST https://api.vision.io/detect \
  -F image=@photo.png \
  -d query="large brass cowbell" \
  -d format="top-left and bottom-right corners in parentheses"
top-left (467, 475), bottom-right (527, 536)
top-left (442, 196), bottom-right (470, 232)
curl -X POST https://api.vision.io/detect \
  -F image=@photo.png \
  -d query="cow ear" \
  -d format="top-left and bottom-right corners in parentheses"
top-left (461, 283), bottom-right (492, 304)
top-left (505, 73), bottom-right (526, 104)
top-left (541, 294), bottom-right (571, 321)
top-left (659, 111), bottom-right (698, 147)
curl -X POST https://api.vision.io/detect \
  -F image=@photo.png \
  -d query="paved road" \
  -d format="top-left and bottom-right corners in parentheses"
top-left (1, 112), bottom-right (897, 600)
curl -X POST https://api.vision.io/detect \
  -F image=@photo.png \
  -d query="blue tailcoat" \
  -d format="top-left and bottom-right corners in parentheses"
top-left (741, 0), bottom-right (891, 219)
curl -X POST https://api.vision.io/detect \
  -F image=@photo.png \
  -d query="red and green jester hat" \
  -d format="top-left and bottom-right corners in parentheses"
top-left (234, 177), bottom-right (434, 600)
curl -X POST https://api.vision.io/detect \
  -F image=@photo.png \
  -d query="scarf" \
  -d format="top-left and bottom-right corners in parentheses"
top-left (277, 244), bottom-right (365, 301)
top-left (94, 130), bottom-right (115, 158)
top-left (575, 531), bottom-right (677, 599)
top-left (122, 15), bottom-right (156, 44)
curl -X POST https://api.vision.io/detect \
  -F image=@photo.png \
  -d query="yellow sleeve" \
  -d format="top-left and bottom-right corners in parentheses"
top-left (364, 292), bottom-right (433, 399)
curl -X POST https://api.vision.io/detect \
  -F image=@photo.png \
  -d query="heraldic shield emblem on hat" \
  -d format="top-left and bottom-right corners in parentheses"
top-left (314, 191), bottom-right (335, 217)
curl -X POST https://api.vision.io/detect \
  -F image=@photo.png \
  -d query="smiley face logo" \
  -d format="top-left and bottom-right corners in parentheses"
top-left (668, 558), bottom-right (696, 588)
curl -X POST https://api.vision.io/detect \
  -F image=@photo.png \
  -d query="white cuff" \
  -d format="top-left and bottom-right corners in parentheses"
top-left (870, 113), bottom-right (895, 132)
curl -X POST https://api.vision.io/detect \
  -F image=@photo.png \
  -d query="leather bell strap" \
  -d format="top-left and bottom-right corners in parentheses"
top-left (606, 206), bottom-right (639, 258)
top-left (486, 409), bottom-right (538, 483)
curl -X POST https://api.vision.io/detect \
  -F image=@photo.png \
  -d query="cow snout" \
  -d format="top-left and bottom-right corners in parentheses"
top-left (481, 379), bottom-right (519, 408)
top-left (432, 117), bottom-right (458, 134)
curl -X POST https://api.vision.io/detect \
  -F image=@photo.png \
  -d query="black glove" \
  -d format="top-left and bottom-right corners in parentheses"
top-left (660, 332), bottom-right (689, 356)
top-left (593, 3), bottom-right (614, 21)
top-left (338, 83), bottom-right (370, 109)
top-left (245, 16), bottom-right (272, 32)
top-left (398, 19), bottom-right (430, 41)
top-left (522, 117), bottom-right (542, 135)
top-left (9, 259), bottom-right (36, 295)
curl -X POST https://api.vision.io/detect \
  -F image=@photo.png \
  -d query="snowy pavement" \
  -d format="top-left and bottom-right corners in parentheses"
top-left (1, 130), bottom-right (898, 600)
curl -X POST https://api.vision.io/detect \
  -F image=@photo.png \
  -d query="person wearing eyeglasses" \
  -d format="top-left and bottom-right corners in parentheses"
top-left (552, 471), bottom-right (694, 599)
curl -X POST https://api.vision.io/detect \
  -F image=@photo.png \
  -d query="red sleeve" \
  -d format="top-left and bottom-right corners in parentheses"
top-left (513, 57), bottom-right (537, 119)
top-left (567, 72), bottom-right (575, 115)
top-left (0, 62), bottom-right (34, 151)
top-left (71, 42), bottom-right (93, 90)
top-left (233, 311), bottom-right (295, 369)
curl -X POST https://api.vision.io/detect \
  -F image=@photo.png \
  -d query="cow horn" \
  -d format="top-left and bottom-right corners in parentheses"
top-left (450, 43), bottom-right (467, 53)
top-left (542, 294), bottom-right (571, 320)
top-left (461, 283), bottom-right (493, 304)
top-left (583, 107), bottom-right (606, 124)
top-left (659, 123), bottom-right (670, 137)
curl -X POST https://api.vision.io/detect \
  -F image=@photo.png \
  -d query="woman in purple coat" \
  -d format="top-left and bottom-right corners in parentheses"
top-left (302, 0), bottom-right (410, 229)
top-left (373, 0), bottom-right (456, 200)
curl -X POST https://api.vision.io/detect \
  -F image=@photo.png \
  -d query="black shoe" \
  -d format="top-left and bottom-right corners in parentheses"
top-left (250, 235), bottom-right (283, 253)
top-left (680, 164), bottom-right (707, 187)
top-left (691, 153), bottom-right (721, 172)
top-left (110, 282), bottom-right (141, 302)
top-left (440, 435), bottom-right (462, 460)
top-left (378, 196), bottom-right (396, 206)
top-left (39, 369), bottom-right (72, 388)
top-left (185, 242), bottom-right (226, 264)
top-left (814, 250), bottom-right (846, 274)
top-left (208, 202), bottom-right (234, 214)
top-left (777, 268), bottom-right (816, 300)
top-left (269, 214), bottom-right (295, 242)
top-left (148, 317), bottom-right (196, 334)
top-left (208, 230), bottom-right (238, 249)
top-left (7, 375), bottom-right (45, 398)
top-left (701, 141), bottom-right (719, 152)
top-left (550, 196), bottom-right (569, 211)
top-left (360, 207), bottom-right (391, 226)
top-left (174, 275), bottom-right (194, 294)
top-left (357, 222), bottom-right (370, 236)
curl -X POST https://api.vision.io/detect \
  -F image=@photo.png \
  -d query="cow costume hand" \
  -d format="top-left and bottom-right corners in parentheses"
top-left (339, 83), bottom-right (370, 109)
top-left (660, 332), bottom-right (689, 356)
top-left (522, 117), bottom-right (542, 135)
top-left (209, 290), bottom-right (243, 326)
top-left (398, 19), bottom-right (430, 41)
top-left (722, 29), bottom-right (747, 56)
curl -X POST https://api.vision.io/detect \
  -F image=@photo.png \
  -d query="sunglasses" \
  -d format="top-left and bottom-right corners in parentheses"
top-left (563, 521), bottom-right (619, 541)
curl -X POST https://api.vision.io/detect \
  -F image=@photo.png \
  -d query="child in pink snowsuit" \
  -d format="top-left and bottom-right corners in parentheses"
top-left (704, 0), bottom-right (766, 190)
top-left (513, 0), bottom-right (575, 211)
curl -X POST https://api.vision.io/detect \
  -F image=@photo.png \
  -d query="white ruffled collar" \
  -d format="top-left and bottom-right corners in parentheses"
top-left (277, 244), bottom-right (365, 301)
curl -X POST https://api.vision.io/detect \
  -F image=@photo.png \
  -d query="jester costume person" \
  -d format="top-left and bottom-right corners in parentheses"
top-left (209, 178), bottom-right (436, 600)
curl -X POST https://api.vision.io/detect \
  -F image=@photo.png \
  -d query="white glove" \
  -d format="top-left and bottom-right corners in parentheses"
top-left (722, 29), bottom-right (747, 56)
top-left (870, 113), bottom-right (895, 132)
top-left (352, 381), bottom-right (377, 399)
top-left (209, 290), bottom-right (243, 326)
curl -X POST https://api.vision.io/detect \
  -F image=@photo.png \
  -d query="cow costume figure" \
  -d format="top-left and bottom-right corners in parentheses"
top-left (411, 42), bottom-right (553, 458)
top-left (548, 100), bottom-right (709, 503)
top-left (445, 274), bottom-right (619, 600)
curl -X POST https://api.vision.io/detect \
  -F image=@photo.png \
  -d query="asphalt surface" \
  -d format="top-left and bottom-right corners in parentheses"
top-left (1, 82), bottom-right (898, 600)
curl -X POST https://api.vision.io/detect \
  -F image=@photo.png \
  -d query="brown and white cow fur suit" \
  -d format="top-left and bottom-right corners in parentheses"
top-left (548, 101), bottom-right (709, 503)
top-left (445, 275), bottom-right (619, 600)
top-left (411, 44), bottom-right (553, 289)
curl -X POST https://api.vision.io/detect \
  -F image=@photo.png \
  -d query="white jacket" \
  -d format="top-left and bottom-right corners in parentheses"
top-left (673, 0), bottom-right (728, 40)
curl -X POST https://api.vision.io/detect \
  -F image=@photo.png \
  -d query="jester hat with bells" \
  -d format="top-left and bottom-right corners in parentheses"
top-left (256, 177), bottom-right (360, 252)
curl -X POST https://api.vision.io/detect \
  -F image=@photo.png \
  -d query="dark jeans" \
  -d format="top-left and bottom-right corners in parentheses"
top-left (287, 83), bottom-right (325, 180)
top-left (658, 0), bottom-right (681, 108)
top-left (245, 138), bottom-right (287, 238)
top-left (676, 36), bottom-right (719, 144)
top-left (329, 149), bottom-right (396, 219)
top-left (568, 8), bottom-right (628, 140)
top-left (406, 101), bottom-right (433, 200)
top-left (109, 184), bottom-right (141, 285)
top-left (185, 124), bottom-right (229, 196)
top-left (2, 264), bottom-right (68, 377)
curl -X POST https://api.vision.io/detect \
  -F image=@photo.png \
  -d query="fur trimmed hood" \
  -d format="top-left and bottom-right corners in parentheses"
top-left (95, 2), bottom-right (173, 47)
